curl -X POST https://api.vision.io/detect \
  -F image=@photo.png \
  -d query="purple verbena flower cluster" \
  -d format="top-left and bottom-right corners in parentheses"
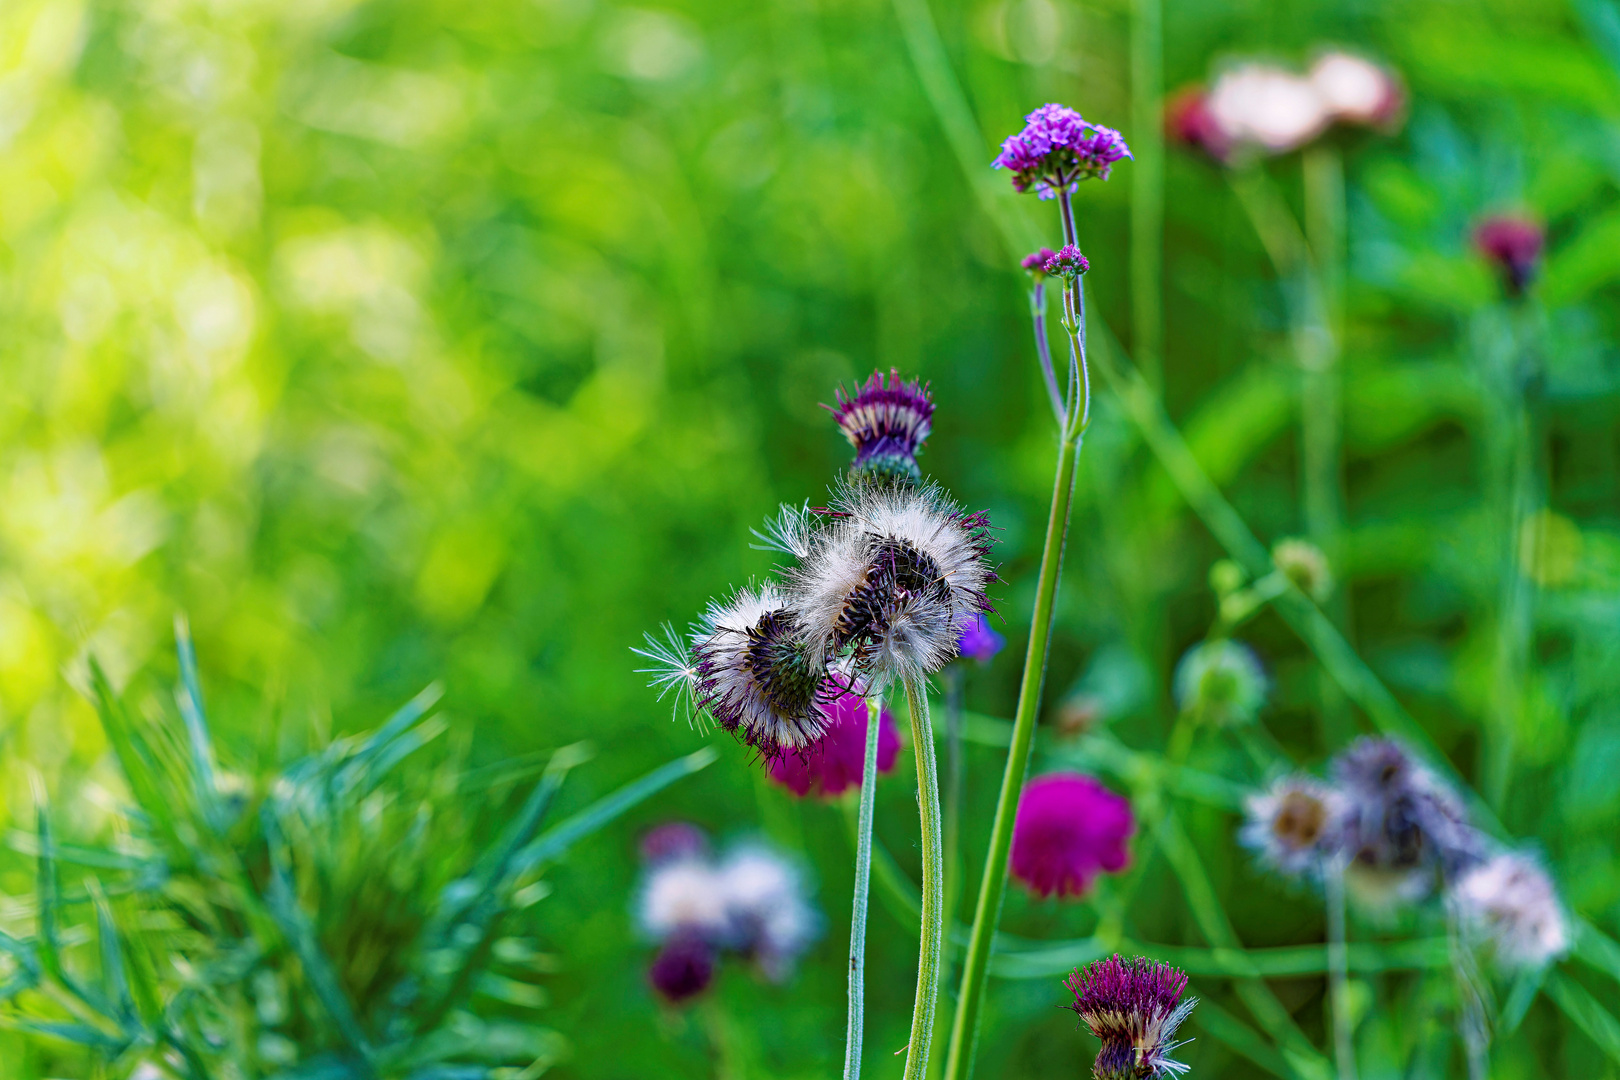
top-left (993, 103), bottom-right (1133, 198)
top-left (1066, 955), bottom-right (1197, 1079)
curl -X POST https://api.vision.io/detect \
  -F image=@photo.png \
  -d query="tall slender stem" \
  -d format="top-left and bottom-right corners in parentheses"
top-left (943, 431), bottom-right (1081, 1080)
top-left (902, 675), bottom-right (945, 1080)
top-left (1129, 0), bottom-right (1163, 393)
top-left (1325, 859), bottom-right (1357, 1080)
top-left (843, 697), bottom-right (884, 1080)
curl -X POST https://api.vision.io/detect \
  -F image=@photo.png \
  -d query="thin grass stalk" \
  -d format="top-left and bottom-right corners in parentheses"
top-left (902, 675), bottom-right (945, 1080)
top-left (1325, 858), bottom-right (1356, 1080)
top-left (843, 698), bottom-right (883, 1080)
top-left (1129, 0), bottom-right (1164, 393)
top-left (929, 667), bottom-right (966, 1080)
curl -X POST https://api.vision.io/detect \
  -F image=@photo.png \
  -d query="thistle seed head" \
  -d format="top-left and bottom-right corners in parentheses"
top-left (691, 583), bottom-right (833, 756)
top-left (787, 480), bottom-right (997, 687)
top-left (1173, 639), bottom-right (1268, 726)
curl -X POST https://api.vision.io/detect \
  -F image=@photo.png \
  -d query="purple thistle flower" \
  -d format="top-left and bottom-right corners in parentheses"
top-left (640, 821), bottom-right (710, 865)
top-left (1043, 244), bottom-right (1090, 278)
top-left (648, 933), bottom-right (717, 1004)
top-left (956, 613), bottom-right (1004, 666)
top-left (768, 683), bottom-right (901, 799)
top-left (1021, 247), bottom-right (1057, 276)
top-left (826, 368), bottom-right (935, 482)
top-left (1010, 773), bottom-right (1133, 899)
top-left (1474, 216), bottom-right (1543, 296)
top-left (992, 103), bottom-right (1133, 199)
top-left (1066, 955), bottom-right (1197, 1079)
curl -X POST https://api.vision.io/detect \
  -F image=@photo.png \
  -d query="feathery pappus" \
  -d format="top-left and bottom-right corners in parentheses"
top-left (787, 479), bottom-right (997, 687)
top-left (635, 583), bottom-right (836, 756)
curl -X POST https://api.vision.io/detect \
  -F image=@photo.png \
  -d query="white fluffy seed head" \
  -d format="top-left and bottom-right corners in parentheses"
top-left (1241, 775), bottom-right (1347, 879)
top-left (1309, 52), bottom-right (1401, 126)
top-left (1454, 853), bottom-right (1569, 969)
top-left (786, 480), bottom-right (996, 687)
top-left (689, 583), bottom-right (831, 754)
top-left (638, 857), bottom-right (731, 943)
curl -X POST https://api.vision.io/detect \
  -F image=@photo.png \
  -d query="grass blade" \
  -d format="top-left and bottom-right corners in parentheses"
top-left (513, 747), bottom-right (718, 873)
top-left (1545, 968), bottom-right (1620, 1064)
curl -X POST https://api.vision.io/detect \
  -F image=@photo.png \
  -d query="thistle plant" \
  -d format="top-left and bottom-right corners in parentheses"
top-left (946, 102), bottom-right (1130, 1080)
top-left (636, 369), bottom-right (997, 1080)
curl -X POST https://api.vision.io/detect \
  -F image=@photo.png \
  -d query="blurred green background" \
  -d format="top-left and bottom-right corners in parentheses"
top-left (2, 0), bottom-right (1619, 1075)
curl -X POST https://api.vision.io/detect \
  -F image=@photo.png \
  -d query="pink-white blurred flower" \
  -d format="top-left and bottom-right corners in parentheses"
top-left (1206, 64), bottom-right (1330, 156)
top-left (1309, 51), bottom-right (1404, 129)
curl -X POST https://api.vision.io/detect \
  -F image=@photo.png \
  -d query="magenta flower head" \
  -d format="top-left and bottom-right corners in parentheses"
top-left (768, 683), bottom-right (901, 798)
top-left (1165, 85), bottom-right (1231, 162)
top-left (1044, 244), bottom-right (1090, 279)
top-left (648, 933), bottom-right (717, 1004)
top-left (1010, 773), bottom-right (1133, 898)
top-left (993, 103), bottom-right (1133, 198)
top-left (827, 369), bottom-right (936, 482)
top-left (1474, 216), bottom-right (1544, 296)
top-left (1022, 247), bottom-right (1058, 277)
top-left (956, 613), bottom-right (1005, 665)
top-left (1066, 955), bottom-right (1197, 1079)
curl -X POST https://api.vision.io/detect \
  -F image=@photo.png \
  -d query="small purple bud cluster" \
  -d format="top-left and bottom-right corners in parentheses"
top-left (1241, 739), bottom-right (1568, 969)
top-left (955, 613), bottom-right (1005, 666)
top-left (1010, 773), bottom-right (1133, 899)
top-left (1043, 244), bottom-right (1090, 279)
top-left (993, 103), bottom-right (1133, 198)
top-left (1066, 955), bottom-right (1197, 1079)
top-left (638, 826), bottom-right (820, 1004)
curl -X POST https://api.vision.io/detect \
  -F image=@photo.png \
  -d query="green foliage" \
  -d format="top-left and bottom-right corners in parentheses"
top-left (0, 629), bottom-right (712, 1077)
top-left (1, 0), bottom-right (1619, 1076)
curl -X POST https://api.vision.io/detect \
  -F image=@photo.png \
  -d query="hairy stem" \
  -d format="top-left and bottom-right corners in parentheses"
top-left (903, 676), bottom-right (945, 1080)
top-left (843, 697), bottom-right (884, 1080)
top-left (1326, 859), bottom-right (1357, 1080)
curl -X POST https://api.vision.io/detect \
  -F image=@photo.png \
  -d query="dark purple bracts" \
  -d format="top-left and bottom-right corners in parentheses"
top-left (649, 934), bottom-right (717, 1003)
top-left (1066, 955), bottom-right (1197, 1079)
top-left (827, 369), bottom-right (935, 481)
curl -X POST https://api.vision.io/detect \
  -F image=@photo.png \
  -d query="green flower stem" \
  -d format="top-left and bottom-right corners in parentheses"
top-left (1325, 859), bottom-right (1356, 1080)
top-left (943, 430), bottom-right (1081, 1080)
top-left (902, 675), bottom-right (945, 1080)
top-left (843, 697), bottom-right (884, 1080)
